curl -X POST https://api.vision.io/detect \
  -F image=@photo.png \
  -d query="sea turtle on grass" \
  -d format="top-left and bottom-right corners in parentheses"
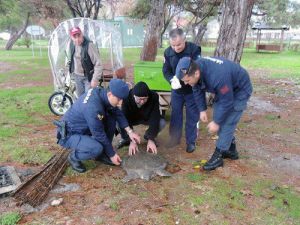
top-left (121, 151), bottom-right (172, 182)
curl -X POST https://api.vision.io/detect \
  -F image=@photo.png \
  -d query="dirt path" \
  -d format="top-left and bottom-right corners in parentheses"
top-left (1, 65), bottom-right (300, 224)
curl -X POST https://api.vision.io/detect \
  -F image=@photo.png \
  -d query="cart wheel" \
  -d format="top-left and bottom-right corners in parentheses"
top-left (48, 92), bottom-right (73, 116)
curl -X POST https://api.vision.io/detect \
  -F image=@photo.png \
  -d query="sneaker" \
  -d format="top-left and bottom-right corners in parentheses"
top-left (203, 149), bottom-right (223, 171)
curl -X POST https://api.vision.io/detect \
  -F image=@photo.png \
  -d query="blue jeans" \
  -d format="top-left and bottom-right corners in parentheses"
top-left (169, 91), bottom-right (199, 145)
top-left (73, 73), bottom-right (90, 97)
top-left (215, 94), bottom-right (250, 151)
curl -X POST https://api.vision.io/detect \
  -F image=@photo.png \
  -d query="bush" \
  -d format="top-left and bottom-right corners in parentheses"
top-left (16, 38), bottom-right (32, 48)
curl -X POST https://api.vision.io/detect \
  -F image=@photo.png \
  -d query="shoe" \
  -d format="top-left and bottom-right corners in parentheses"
top-left (116, 138), bottom-right (130, 149)
top-left (165, 139), bottom-right (180, 149)
top-left (186, 143), bottom-right (196, 153)
top-left (96, 154), bottom-right (115, 166)
top-left (203, 148), bottom-right (224, 171)
top-left (222, 142), bottom-right (239, 160)
top-left (68, 153), bottom-right (86, 173)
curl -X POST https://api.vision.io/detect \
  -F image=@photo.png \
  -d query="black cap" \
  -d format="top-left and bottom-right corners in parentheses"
top-left (133, 82), bottom-right (150, 97)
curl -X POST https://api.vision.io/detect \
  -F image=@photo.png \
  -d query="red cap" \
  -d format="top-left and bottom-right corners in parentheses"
top-left (70, 27), bottom-right (82, 37)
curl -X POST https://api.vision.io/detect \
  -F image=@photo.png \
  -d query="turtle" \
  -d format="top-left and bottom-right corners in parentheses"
top-left (121, 151), bottom-right (172, 182)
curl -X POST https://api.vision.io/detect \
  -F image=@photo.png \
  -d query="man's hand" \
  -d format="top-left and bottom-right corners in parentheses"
top-left (128, 131), bottom-right (141, 145)
top-left (207, 121), bottom-right (219, 134)
top-left (200, 111), bottom-right (208, 123)
top-left (90, 79), bottom-right (99, 88)
top-left (147, 140), bottom-right (157, 154)
top-left (128, 141), bottom-right (139, 155)
top-left (110, 153), bottom-right (122, 165)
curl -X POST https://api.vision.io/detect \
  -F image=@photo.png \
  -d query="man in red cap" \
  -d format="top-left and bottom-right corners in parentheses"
top-left (69, 26), bottom-right (102, 97)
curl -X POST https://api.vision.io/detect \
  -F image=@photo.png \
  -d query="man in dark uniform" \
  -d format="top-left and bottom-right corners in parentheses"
top-left (162, 28), bottom-right (201, 153)
top-left (176, 56), bottom-right (253, 170)
top-left (56, 79), bottom-right (140, 173)
top-left (116, 82), bottom-right (166, 155)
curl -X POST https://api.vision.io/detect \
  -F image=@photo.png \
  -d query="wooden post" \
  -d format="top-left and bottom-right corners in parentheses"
top-left (256, 29), bottom-right (261, 52)
top-left (280, 29), bottom-right (284, 51)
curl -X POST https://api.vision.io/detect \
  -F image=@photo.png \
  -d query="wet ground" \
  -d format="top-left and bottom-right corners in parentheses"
top-left (0, 63), bottom-right (299, 224)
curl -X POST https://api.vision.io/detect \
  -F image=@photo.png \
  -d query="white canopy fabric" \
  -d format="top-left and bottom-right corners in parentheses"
top-left (48, 17), bottom-right (124, 90)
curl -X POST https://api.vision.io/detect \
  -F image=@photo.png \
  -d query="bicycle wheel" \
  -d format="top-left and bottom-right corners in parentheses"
top-left (48, 92), bottom-right (73, 116)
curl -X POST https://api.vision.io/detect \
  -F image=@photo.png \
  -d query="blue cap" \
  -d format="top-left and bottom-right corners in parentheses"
top-left (109, 78), bottom-right (129, 99)
top-left (175, 57), bottom-right (192, 80)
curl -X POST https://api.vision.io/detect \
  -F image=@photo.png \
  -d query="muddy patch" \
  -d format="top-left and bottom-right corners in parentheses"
top-left (248, 96), bottom-right (280, 114)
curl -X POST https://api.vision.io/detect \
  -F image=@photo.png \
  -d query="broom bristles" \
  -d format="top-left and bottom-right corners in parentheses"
top-left (13, 148), bottom-right (69, 207)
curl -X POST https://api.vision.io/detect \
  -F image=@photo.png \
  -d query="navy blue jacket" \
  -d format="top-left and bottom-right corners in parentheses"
top-left (192, 57), bottom-right (253, 125)
top-left (62, 87), bottom-right (129, 157)
top-left (163, 42), bottom-right (201, 94)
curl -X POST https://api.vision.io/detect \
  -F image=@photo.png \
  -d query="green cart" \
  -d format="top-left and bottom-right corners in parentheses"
top-left (134, 61), bottom-right (171, 114)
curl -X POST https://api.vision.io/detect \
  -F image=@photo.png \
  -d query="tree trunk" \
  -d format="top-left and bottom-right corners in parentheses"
top-left (140, 0), bottom-right (165, 61)
top-left (214, 0), bottom-right (255, 63)
top-left (193, 23), bottom-right (207, 46)
top-left (5, 13), bottom-right (30, 50)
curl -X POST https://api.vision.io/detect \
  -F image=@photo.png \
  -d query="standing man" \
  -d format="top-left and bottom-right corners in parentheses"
top-left (69, 26), bottom-right (103, 97)
top-left (175, 56), bottom-right (253, 170)
top-left (116, 82), bottom-right (166, 155)
top-left (162, 28), bottom-right (201, 153)
top-left (56, 79), bottom-right (140, 173)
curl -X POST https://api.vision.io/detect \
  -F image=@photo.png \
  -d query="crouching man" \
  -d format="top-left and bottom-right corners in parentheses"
top-left (56, 79), bottom-right (140, 173)
top-left (116, 82), bottom-right (166, 155)
top-left (175, 57), bottom-right (253, 170)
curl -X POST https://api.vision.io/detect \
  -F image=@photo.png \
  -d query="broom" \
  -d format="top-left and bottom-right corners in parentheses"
top-left (13, 148), bottom-right (69, 207)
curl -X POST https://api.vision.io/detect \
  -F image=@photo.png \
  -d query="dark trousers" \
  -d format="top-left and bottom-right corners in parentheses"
top-left (58, 116), bottom-right (116, 161)
top-left (216, 92), bottom-right (250, 151)
top-left (169, 90), bottom-right (199, 145)
top-left (120, 118), bottom-right (166, 141)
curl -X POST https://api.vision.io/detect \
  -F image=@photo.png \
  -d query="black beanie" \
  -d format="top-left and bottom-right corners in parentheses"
top-left (133, 81), bottom-right (150, 97)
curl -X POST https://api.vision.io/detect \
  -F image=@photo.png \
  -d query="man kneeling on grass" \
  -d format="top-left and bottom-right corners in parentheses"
top-left (55, 79), bottom-right (140, 173)
top-left (175, 56), bottom-right (253, 170)
top-left (116, 82), bottom-right (166, 155)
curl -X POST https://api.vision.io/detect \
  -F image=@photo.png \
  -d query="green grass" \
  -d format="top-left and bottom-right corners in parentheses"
top-left (0, 86), bottom-right (53, 164)
top-left (241, 48), bottom-right (300, 79)
top-left (0, 212), bottom-right (21, 225)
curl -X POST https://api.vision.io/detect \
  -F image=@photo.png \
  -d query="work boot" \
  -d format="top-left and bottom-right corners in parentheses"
top-left (116, 138), bottom-right (130, 149)
top-left (96, 153), bottom-right (115, 166)
top-left (203, 148), bottom-right (223, 171)
top-left (222, 142), bottom-right (239, 160)
top-left (68, 152), bottom-right (86, 173)
top-left (186, 143), bottom-right (196, 153)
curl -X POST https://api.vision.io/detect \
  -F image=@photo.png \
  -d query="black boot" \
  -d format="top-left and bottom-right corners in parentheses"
top-left (68, 152), bottom-right (86, 173)
top-left (96, 153), bottom-right (115, 166)
top-left (116, 138), bottom-right (130, 149)
top-left (222, 142), bottom-right (239, 160)
top-left (186, 143), bottom-right (196, 153)
top-left (203, 148), bottom-right (223, 171)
